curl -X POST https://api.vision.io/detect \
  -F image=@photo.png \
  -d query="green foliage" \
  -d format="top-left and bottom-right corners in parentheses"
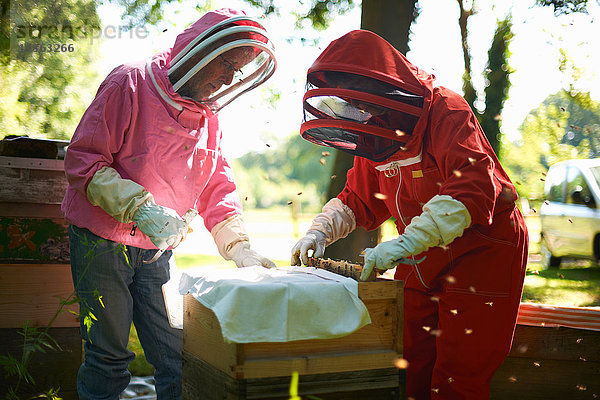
top-left (1, 0), bottom-right (101, 140)
top-left (241, 0), bottom-right (357, 31)
top-left (535, 0), bottom-right (592, 15)
top-left (502, 89), bottom-right (600, 200)
top-left (481, 17), bottom-right (513, 155)
top-left (1, 0), bottom-right (190, 141)
top-left (1, 234), bottom-right (126, 399)
top-left (232, 134), bottom-right (333, 212)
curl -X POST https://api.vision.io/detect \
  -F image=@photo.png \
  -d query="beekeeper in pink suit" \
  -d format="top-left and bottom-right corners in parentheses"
top-left (62, 8), bottom-right (276, 399)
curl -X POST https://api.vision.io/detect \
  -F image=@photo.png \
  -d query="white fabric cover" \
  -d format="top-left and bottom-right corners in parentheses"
top-left (178, 265), bottom-right (371, 343)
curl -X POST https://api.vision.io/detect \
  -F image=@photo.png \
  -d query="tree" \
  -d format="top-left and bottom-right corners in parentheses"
top-left (0, 0), bottom-right (102, 139)
top-left (456, 0), bottom-right (513, 155)
top-left (240, 0), bottom-right (419, 263)
top-left (534, 0), bottom-right (597, 15)
top-left (502, 89), bottom-right (600, 201)
top-left (232, 133), bottom-right (333, 211)
top-left (0, 0), bottom-right (191, 141)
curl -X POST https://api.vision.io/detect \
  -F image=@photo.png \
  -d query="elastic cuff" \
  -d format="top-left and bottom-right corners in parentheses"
top-left (211, 214), bottom-right (249, 259)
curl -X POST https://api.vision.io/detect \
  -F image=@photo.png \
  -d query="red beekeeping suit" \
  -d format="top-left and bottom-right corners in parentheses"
top-left (301, 30), bottom-right (529, 399)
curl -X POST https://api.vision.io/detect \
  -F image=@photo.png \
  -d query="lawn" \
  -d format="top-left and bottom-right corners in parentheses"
top-left (127, 212), bottom-right (600, 376)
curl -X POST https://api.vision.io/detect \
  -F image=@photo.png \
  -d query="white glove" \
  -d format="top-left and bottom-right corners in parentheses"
top-left (86, 166), bottom-right (188, 249)
top-left (291, 230), bottom-right (327, 266)
top-left (231, 242), bottom-right (276, 268)
top-left (132, 199), bottom-right (188, 249)
top-left (211, 214), bottom-right (276, 268)
top-left (360, 195), bottom-right (471, 281)
top-left (290, 198), bottom-right (356, 266)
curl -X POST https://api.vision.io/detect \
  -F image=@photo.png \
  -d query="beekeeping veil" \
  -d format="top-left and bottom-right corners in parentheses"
top-left (168, 11), bottom-right (276, 112)
top-left (301, 30), bottom-right (434, 162)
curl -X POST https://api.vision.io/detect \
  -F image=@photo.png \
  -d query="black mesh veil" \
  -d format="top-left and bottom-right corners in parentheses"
top-left (301, 71), bottom-right (424, 162)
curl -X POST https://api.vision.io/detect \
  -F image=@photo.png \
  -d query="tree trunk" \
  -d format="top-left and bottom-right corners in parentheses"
top-left (324, 0), bottom-right (417, 263)
top-left (456, 0), bottom-right (477, 110)
top-left (456, 0), bottom-right (512, 156)
top-left (480, 18), bottom-right (512, 156)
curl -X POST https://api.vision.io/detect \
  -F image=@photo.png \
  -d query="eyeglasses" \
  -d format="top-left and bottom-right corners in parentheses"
top-left (219, 55), bottom-right (242, 75)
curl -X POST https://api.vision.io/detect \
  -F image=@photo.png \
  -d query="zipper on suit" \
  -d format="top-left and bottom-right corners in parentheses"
top-left (380, 156), bottom-right (430, 289)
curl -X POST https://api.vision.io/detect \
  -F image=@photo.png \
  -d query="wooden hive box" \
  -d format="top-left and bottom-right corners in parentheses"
top-left (491, 303), bottom-right (600, 399)
top-left (0, 153), bottom-right (80, 400)
top-left (0, 155), bottom-right (70, 263)
top-left (182, 278), bottom-right (404, 400)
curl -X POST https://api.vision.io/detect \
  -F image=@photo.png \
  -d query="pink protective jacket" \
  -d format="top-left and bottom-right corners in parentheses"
top-left (62, 9), bottom-right (245, 249)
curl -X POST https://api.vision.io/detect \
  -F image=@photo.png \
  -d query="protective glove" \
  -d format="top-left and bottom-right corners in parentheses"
top-left (211, 214), bottom-right (276, 268)
top-left (360, 195), bottom-right (472, 281)
top-left (231, 242), bottom-right (276, 268)
top-left (86, 166), bottom-right (188, 249)
top-left (86, 166), bottom-right (152, 223)
top-left (291, 230), bottom-right (327, 266)
top-left (290, 198), bottom-right (356, 266)
top-left (132, 199), bottom-right (188, 249)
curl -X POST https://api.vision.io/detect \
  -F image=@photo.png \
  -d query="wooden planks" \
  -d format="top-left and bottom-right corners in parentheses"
top-left (491, 324), bottom-right (600, 399)
top-left (0, 264), bottom-right (79, 328)
top-left (0, 156), bottom-right (67, 205)
top-left (183, 278), bottom-right (403, 382)
top-left (182, 351), bottom-right (403, 400)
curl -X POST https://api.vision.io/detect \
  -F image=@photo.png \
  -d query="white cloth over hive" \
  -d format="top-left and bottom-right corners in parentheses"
top-left (178, 265), bottom-right (371, 343)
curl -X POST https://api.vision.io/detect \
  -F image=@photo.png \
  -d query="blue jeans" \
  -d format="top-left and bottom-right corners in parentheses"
top-left (69, 225), bottom-right (182, 400)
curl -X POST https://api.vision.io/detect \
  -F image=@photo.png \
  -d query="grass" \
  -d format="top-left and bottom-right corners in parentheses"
top-left (522, 256), bottom-right (600, 307)
top-left (126, 213), bottom-right (600, 376)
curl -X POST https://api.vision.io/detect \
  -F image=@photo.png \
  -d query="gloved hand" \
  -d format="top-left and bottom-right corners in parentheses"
top-left (291, 230), bottom-right (327, 266)
top-left (211, 214), bottom-right (276, 268)
top-left (290, 198), bottom-right (356, 266)
top-left (132, 199), bottom-right (189, 249)
top-left (359, 194), bottom-right (472, 281)
top-left (231, 242), bottom-right (276, 268)
top-left (360, 237), bottom-right (413, 281)
top-left (86, 166), bottom-right (152, 223)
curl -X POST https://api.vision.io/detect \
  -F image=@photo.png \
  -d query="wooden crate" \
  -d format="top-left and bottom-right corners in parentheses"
top-left (0, 263), bottom-right (79, 328)
top-left (182, 279), bottom-right (404, 400)
top-left (0, 156), bottom-right (70, 263)
top-left (0, 154), bottom-right (80, 399)
top-left (491, 322), bottom-right (600, 399)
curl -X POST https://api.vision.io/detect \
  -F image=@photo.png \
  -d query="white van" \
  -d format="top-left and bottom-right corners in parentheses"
top-left (539, 158), bottom-right (600, 268)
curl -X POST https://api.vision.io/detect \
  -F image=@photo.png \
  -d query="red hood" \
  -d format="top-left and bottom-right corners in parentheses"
top-left (308, 29), bottom-right (435, 161)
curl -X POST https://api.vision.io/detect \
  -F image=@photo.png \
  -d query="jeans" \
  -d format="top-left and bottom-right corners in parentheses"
top-left (69, 225), bottom-right (182, 400)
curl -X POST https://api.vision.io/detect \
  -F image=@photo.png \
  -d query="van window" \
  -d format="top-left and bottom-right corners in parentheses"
top-left (591, 166), bottom-right (600, 189)
top-left (566, 166), bottom-right (594, 205)
top-left (546, 164), bottom-right (566, 202)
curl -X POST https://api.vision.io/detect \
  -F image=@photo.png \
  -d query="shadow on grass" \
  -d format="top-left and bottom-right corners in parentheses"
top-left (523, 258), bottom-right (600, 307)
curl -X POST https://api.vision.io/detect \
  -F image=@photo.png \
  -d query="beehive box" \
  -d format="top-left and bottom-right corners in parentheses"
top-left (0, 155), bottom-right (70, 263)
top-left (0, 153), bottom-right (80, 400)
top-left (182, 278), bottom-right (404, 400)
top-left (491, 304), bottom-right (600, 399)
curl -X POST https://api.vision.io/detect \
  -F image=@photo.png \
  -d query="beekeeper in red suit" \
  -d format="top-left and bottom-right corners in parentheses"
top-left (292, 30), bottom-right (528, 400)
top-left (62, 9), bottom-right (276, 400)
